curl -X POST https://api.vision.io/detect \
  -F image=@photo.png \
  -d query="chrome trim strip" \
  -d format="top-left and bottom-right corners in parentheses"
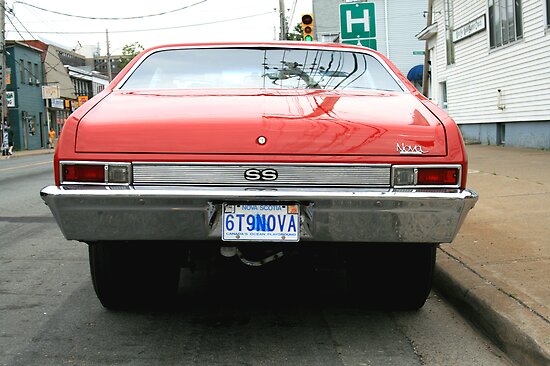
top-left (132, 163), bottom-right (391, 187)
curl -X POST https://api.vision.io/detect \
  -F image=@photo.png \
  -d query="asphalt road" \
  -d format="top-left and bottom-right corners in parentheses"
top-left (0, 154), bottom-right (513, 366)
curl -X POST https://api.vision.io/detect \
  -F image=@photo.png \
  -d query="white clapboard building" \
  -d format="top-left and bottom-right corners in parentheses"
top-left (417, 0), bottom-right (550, 148)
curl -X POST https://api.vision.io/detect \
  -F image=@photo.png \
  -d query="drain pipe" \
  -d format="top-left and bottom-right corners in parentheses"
top-left (422, 0), bottom-right (434, 97)
top-left (384, 0), bottom-right (390, 57)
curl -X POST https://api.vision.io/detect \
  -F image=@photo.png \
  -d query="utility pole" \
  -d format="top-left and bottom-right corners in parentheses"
top-left (105, 29), bottom-right (112, 82)
top-left (279, 0), bottom-right (286, 40)
top-left (422, 0), bottom-right (434, 97)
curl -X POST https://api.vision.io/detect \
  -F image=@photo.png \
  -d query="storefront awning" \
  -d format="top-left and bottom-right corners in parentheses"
top-left (407, 64), bottom-right (424, 81)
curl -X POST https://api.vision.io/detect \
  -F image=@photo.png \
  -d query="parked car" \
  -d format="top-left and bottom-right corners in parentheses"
top-left (41, 42), bottom-right (478, 310)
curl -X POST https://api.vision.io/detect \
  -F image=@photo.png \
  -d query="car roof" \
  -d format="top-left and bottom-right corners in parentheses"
top-left (142, 41), bottom-right (380, 56)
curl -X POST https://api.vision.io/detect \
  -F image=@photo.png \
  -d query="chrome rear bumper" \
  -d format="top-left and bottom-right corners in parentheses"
top-left (40, 186), bottom-right (478, 243)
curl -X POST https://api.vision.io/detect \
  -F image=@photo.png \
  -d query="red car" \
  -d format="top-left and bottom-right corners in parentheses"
top-left (41, 42), bottom-right (478, 309)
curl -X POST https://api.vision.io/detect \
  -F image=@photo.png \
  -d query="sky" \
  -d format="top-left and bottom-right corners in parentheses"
top-left (5, 0), bottom-right (313, 56)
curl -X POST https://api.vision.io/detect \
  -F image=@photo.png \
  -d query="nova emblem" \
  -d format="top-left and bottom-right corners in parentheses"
top-left (244, 168), bottom-right (278, 181)
top-left (396, 143), bottom-right (429, 155)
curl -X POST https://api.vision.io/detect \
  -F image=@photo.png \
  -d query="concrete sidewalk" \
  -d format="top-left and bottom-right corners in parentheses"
top-left (0, 148), bottom-right (54, 160)
top-left (434, 145), bottom-right (550, 366)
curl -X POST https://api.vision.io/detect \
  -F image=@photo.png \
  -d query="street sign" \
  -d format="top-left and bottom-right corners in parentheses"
top-left (41, 85), bottom-right (60, 99)
top-left (413, 50), bottom-right (426, 55)
top-left (342, 38), bottom-right (378, 49)
top-left (340, 2), bottom-right (376, 49)
top-left (6, 91), bottom-right (15, 107)
top-left (51, 98), bottom-right (64, 109)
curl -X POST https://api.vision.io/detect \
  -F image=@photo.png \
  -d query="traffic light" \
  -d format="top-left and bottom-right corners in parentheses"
top-left (301, 14), bottom-right (314, 41)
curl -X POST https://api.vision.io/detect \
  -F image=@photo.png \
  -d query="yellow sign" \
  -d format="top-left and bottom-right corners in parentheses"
top-left (77, 95), bottom-right (88, 106)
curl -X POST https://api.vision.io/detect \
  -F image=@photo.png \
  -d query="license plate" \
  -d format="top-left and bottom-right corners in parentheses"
top-left (222, 203), bottom-right (300, 242)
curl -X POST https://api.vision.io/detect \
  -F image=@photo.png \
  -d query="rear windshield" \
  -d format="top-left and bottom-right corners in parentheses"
top-left (120, 48), bottom-right (403, 92)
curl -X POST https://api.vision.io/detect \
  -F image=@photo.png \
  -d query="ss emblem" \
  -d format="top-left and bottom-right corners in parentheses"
top-left (244, 168), bottom-right (278, 181)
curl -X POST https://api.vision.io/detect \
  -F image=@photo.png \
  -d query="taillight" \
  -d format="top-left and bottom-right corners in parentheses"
top-left (417, 168), bottom-right (459, 185)
top-left (393, 165), bottom-right (461, 187)
top-left (63, 164), bottom-right (105, 183)
top-left (61, 163), bottom-right (131, 184)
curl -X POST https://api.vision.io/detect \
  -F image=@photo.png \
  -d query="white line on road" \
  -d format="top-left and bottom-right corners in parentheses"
top-left (0, 161), bottom-right (52, 172)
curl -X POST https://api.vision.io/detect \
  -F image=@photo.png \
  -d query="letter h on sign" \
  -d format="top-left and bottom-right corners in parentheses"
top-left (346, 9), bottom-right (370, 33)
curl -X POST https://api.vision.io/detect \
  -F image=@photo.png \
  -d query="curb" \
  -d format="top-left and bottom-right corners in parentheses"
top-left (0, 149), bottom-right (54, 160)
top-left (433, 248), bottom-right (550, 366)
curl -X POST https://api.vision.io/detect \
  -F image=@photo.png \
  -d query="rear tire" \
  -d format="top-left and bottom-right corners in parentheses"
top-left (346, 243), bottom-right (437, 310)
top-left (89, 241), bottom-right (180, 310)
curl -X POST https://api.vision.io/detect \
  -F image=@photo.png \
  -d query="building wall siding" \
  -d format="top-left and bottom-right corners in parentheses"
top-left (460, 121), bottom-right (550, 148)
top-left (431, 0), bottom-right (550, 126)
top-left (504, 121), bottom-right (550, 148)
top-left (6, 43), bottom-right (46, 151)
top-left (312, 0), bottom-right (427, 74)
top-left (386, 0), bottom-right (428, 72)
top-left (312, 0), bottom-right (341, 39)
top-left (44, 47), bottom-right (76, 100)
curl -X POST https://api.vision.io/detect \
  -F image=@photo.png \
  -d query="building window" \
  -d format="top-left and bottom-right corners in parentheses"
top-left (440, 82), bottom-right (448, 109)
top-left (19, 59), bottom-right (25, 84)
top-left (547, 0), bottom-right (550, 27)
top-left (34, 63), bottom-right (39, 85)
top-left (27, 61), bottom-right (32, 84)
top-left (497, 123), bottom-right (506, 145)
top-left (444, 0), bottom-right (455, 65)
top-left (488, 0), bottom-right (523, 48)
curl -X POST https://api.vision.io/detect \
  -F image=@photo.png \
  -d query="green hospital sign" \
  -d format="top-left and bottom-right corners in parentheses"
top-left (339, 2), bottom-right (377, 50)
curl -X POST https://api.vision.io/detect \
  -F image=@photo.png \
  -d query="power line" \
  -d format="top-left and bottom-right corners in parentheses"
top-left (12, 0), bottom-right (208, 20)
top-left (6, 11), bottom-right (275, 35)
top-left (6, 13), bottom-right (104, 101)
top-left (19, 0), bottom-right (76, 47)
top-left (7, 4), bottom-right (120, 78)
top-left (289, 0), bottom-right (298, 26)
top-left (4, 6), bottom-right (277, 85)
top-left (4, 15), bottom-right (41, 80)
top-left (5, 11), bottom-right (72, 77)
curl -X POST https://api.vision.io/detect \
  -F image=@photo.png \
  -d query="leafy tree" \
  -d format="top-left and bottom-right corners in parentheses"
top-left (286, 23), bottom-right (304, 41)
top-left (120, 42), bottom-right (144, 68)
